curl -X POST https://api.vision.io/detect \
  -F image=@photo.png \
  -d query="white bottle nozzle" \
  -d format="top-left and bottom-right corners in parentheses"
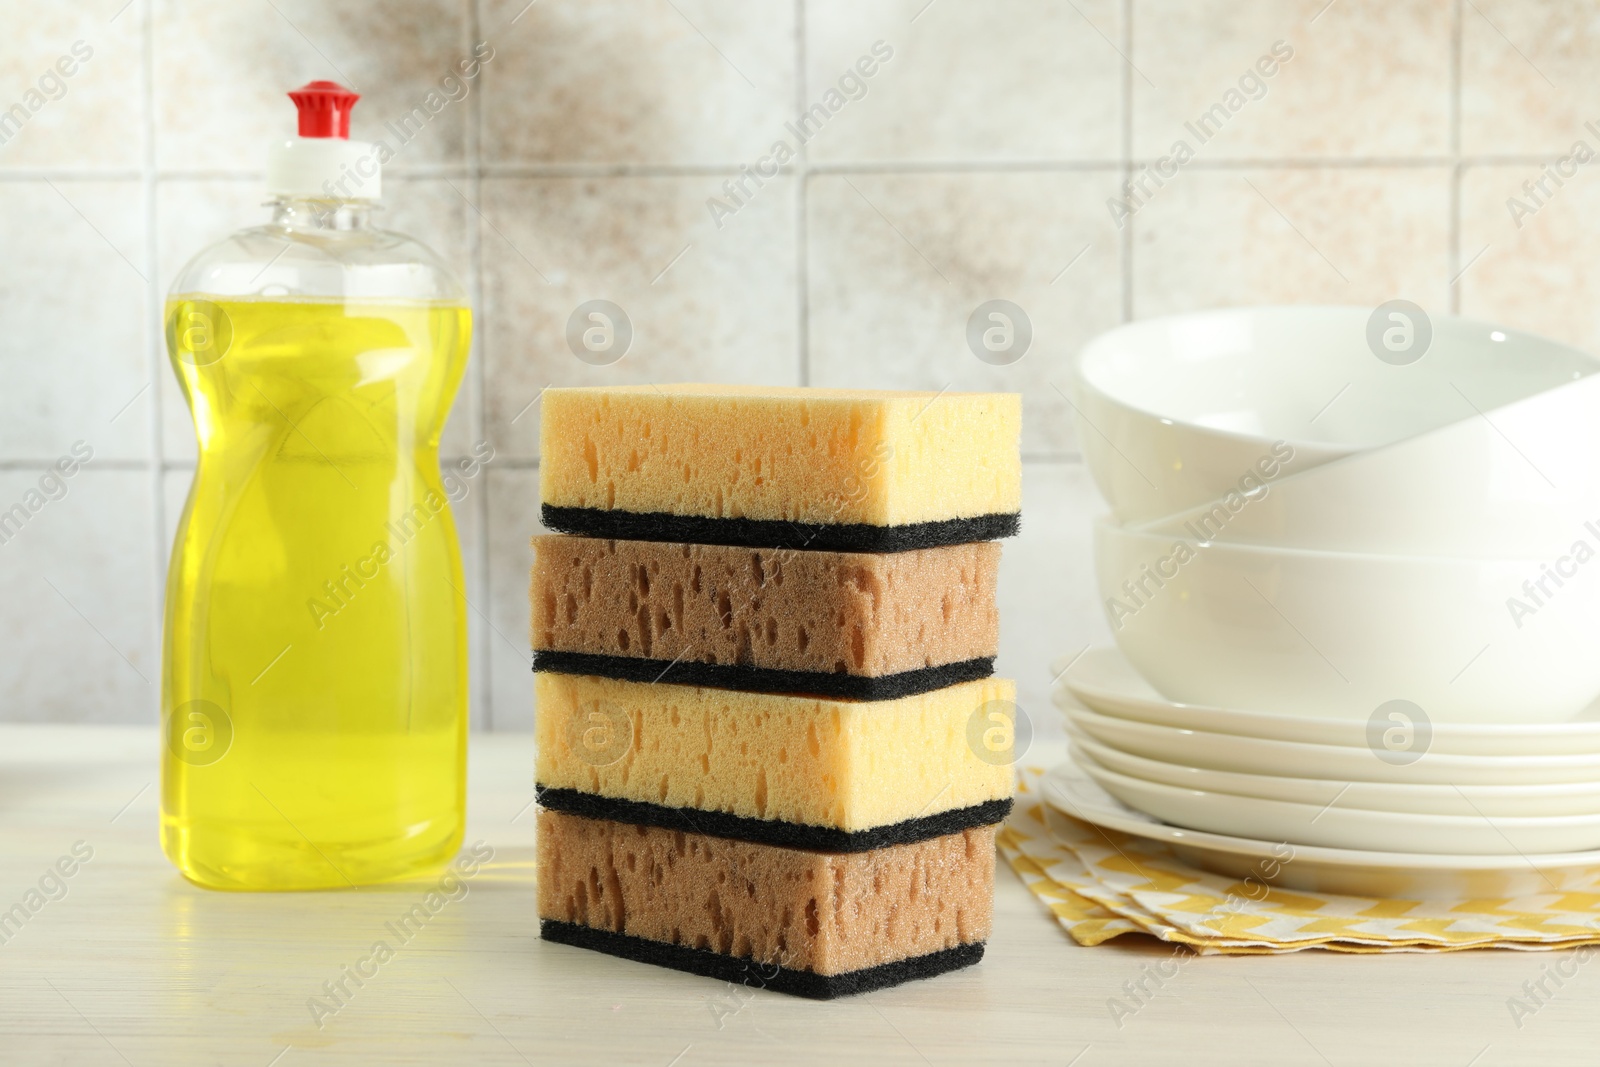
top-left (264, 81), bottom-right (382, 201)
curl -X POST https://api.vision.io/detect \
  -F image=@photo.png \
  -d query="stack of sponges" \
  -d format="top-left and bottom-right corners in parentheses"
top-left (531, 385), bottom-right (1022, 999)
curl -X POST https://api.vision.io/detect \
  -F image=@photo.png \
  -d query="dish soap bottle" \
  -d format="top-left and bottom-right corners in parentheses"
top-left (161, 82), bottom-right (470, 890)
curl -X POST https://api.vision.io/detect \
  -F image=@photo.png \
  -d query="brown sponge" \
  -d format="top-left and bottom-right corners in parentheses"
top-left (531, 535), bottom-right (999, 698)
top-left (537, 809), bottom-right (994, 996)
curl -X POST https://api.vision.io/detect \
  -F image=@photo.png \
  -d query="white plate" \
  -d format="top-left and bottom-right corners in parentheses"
top-left (1067, 727), bottom-right (1600, 818)
top-left (1039, 762), bottom-right (1600, 899)
top-left (1073, 750), bottom-right (1600, 855)
top-left (1055, 647), bottom-right (1600, 756)
top-left (1059, 701), bottom-right (1600, 785)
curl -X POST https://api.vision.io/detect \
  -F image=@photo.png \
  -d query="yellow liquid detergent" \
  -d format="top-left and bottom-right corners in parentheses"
top-left (161, 296), bottom-right (471, 891)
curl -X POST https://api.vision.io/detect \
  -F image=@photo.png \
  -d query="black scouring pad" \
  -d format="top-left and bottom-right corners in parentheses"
top-left (540, 505), bottom-right (1020, 553)
top-left (534, 787), bottom-right (1012, 853)
top-left (531, 649), bottom-right (995, 700)
top-left (540, 920), bottom-right (985, 1000)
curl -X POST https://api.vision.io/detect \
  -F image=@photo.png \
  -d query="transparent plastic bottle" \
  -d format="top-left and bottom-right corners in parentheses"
top-left (161, 83), bottom-right (470, 890)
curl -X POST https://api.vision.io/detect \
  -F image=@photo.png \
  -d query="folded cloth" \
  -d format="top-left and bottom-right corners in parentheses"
top-left (1000, 766), bottom-right (1600, 954)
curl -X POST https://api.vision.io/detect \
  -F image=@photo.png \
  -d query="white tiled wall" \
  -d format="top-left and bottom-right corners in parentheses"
top-left (4, 0), bottom-right (1591, 736)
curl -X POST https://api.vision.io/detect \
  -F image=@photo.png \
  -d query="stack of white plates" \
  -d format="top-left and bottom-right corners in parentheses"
top-left (1052, 307), bottom-right (1600, 883)
top-left (1054, 648), bottom-right (1600, 856)
top-left (1035, 747), bottom-right (1600, 898)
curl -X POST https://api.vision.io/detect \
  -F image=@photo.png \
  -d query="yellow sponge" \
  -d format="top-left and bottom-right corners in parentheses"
top-left (538, 385), bottom-right (1021, 549)
top-left (534, 673), bottom-right (1016, 846)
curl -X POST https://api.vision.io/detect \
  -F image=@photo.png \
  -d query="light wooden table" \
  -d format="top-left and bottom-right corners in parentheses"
top-left (3, 726), bottom-right (1597, 1066)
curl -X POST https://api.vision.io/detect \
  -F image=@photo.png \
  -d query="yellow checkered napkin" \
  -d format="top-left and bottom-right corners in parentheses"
top-left (1000, 767), bottom-right (1600, 954)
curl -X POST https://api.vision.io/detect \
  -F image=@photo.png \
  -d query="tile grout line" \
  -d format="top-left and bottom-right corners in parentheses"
top-left (17, 456), bottom-right (554, 471)
top-left (469, 0), bottom-right (493, 732)
top-left (0, 454), bottom-right (1086, 473)
top-left (1449, 171), bottom-right (1463, 320)
top-left (1120, 0), bottom-right (1134, 323)
top-left (8, 155), bottom-right (1557, 182)
top-left (1450, 0), bottom-right (1463, 161)
top-left (141, 0), bottom-right (164, 724)
top-left (794, 0), bottom-right (810, 388)
top-left (0, 459), bottom-right (155, 471)
top-left (1448, 0), bottom-right (1464, 315)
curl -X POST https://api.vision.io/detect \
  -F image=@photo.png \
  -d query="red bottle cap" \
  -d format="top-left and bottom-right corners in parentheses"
top-left (286, 81), bottom-right (360, 139)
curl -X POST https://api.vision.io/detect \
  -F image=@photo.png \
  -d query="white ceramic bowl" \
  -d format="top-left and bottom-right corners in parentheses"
top-left (1067, 726), bottom-right (1600, 817)
top-left (1060, 702), bottom-right (1600, 785)
top-left (1095, 519), bottom-right (1600, 723)
top-left (1073, 752), bottom-right (1600, 854)
top-left (1053, 647), bottom-right (1600, 755)
top-left (1072, 306), bottom-right (1597, 522)
top-left (1143, 371), bottom-right (1600, 559)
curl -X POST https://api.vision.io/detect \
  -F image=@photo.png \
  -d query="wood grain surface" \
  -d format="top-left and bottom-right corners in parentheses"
top-left (1, 727), bottom-right (1594, 1066)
